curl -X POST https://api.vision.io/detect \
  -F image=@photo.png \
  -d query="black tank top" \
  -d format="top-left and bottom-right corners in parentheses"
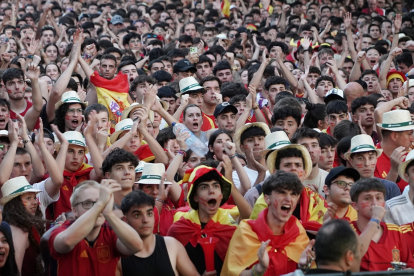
top-left (121, 235), bottom-right (175, 276)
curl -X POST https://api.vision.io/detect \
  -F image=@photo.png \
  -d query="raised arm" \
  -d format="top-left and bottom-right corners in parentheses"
top-left (24, 63), bottom-right (42, 131)
top-left (344, 12), bottom-right (357, 61)
top-left (53, 180), bottom-right (121, 254)
top-left (249, 49), bottom-right (269, 89)
top-left (379, 48), bottom-right (402, 89)
top-left (83, 111), bottom-right (104, 181)
top-left (0, 120), bottom-right (19, 185)
top-left (349, 51), bottom-right (366, 82)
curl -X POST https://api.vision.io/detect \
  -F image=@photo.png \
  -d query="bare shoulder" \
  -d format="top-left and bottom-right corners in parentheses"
top-left (164, 236), bottom-right (184, 249)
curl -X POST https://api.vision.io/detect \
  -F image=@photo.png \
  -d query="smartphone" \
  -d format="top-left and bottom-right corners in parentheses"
top-left (190, 47), bottom-right (198, 54)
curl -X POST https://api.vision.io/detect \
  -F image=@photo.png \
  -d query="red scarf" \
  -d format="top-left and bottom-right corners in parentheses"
top-left (247, 209), bottom-right (300, 275)
top-left (63, 163), bottom-right (93, 187)
top-left (167, 209), bottom-right (236, 260)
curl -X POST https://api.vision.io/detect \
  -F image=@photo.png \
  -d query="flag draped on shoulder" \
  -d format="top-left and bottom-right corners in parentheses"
top-left (90, 71), bottom-right (130, 133)
top-left (222, 208), bottom-right (309, 276)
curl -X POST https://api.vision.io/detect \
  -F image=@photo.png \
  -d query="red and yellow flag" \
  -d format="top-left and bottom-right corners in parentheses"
top-left (222, 208), bottom-right (310, 276)
top-left (90, 71), bottom-right (130, 133)
top-left (250, 187), bottom-right (328, 232)
top-left (221, 0), bottom-right (231, 17)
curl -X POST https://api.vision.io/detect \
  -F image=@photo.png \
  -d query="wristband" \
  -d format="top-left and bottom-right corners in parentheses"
top-left (251, 264), bottom-right (264, 276)
top-left (27, 54), bottom-right (34, 59)
top-left (156, 198), bottom-right (165, 204)
top-left (370, 218), bottom-right (380, 229)
top-left (177, 150), bottom-right (186, 157)
top-left (229, 154), bottom-right (237, 159)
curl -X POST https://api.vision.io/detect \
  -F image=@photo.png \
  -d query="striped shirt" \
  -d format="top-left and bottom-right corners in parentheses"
top-left (385, 193), bottom-right (414, 226)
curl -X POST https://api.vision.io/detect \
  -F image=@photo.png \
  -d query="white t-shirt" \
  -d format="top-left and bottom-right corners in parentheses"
top-left (33, 179), bottom-right (60, 218)
top-left (302, 168), bottom-right (328, 197)
top-left (385, 193), bottom-right (414, 226)
top-left (232, 167), bottom-right (270, 191)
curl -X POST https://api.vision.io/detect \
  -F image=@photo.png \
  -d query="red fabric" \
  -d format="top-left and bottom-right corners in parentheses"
top-left (167, 214), bottom-right (236, 260)
top-left (134, 144), bottom-right (155, 162)
top-left (22, 227), bottom-right (41, 276)
top-left (352, 221), bottom-right (414, 271)
top-left (9, 100), bottom-right (40, 129)
top-left (153, 206), bottom-right (160, 234)
top-left (247, 209), bottom-right (300, 275)
top-left (48, 164), bottom-right (93, 220)
top-left (159, 205), bottom-right (178, 236)
top-left (361, 7), bottom-right (384, 15)
top-left (300, 188), bottom-right (328, 232)
top-left (326, 126), bottom-right (332, 136)
top-left (204, 114), bottom-right (218, 128)
top-left (401, 223), bottom-right (414, 255)
top-left (49, 221), bottom-right (122, 276)
top-left (374, 143), bottom-right (408, 192)
top-left (89, 71), bottom-right (129, 93)
top-left (179, 112), bottom-right (216, 131)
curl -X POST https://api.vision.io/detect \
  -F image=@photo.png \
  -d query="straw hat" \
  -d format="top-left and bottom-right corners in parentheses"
top-left (266, 144), bottom-right (312, 178)
top-left (376, 110), bottom-right (414, 131)
top-left (234, 122), bottom-right (271, 154)
top-left (135, 161), bottom-right (146, 174)
top-left (344, 134), bottom-right (383, 160)
top-left (61, 131), bottom-right (88, 153)
top-left (121, 103), bottom-right (155, 122)
top-left (110, 119), bottom-right (134, 144)
top-left (137, 163), bottom-right (172, 185)
top-left (0, 176), bottom-right (41, 205)
top-left (399, 150), bottom-right (414, 182)
top-left (259, 131), bottom-right (291, 157)
top-left (178, 77), bottom-right (204, 96)
top-left (186, 165), bottom-right (232, 210)
top-left (55, 91), bottom-right (88, 109)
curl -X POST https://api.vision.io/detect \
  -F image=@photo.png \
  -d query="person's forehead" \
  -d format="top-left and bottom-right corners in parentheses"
top-left (128, 204), bottom-right (153, 214)
top-left (112, 161), bottom-right (134, 168)
top-left (68, 144), bottom-right (85, 151)
top-left (76, 187), bottom-right (99, 202)
top-left (15, 153), bottom-right (31, 161)
top-left (219, 111), bottom-right (235, 117)
top-left (298, 137), bottom-right (318, 144)
top-left (101, 58), bottom-right (115, 65)
top-left (122, 65), bottom-right (136, 71)
top-left (281, 156), bottom-right (303, 163)
top-left (186, 106), bottom-right (201, 113)
top-left (203, 80), bottom-right (219, 86)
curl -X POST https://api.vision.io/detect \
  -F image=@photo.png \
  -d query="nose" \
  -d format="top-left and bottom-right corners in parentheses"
top-left (21, 165), bottom-right (27, 172)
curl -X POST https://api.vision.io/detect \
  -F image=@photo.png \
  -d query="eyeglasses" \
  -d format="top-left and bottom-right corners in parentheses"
top-left (67, 108), bottom-right (83, 115)
top-left (75, 200), bottom-right (97, 210)
top-left (331, 180), bottom-right (354, 189)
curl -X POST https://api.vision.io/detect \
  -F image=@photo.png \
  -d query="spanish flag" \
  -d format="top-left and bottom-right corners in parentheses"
top-left (221, 0), bottom-right (230, 18)
top-left (250, 187), bottom-right (328, 232)
top-left (167, 208), bottom-right (237, 261)
top-left (337, 205), bottom-right (358, 222)
top-left (89, 71), bottom-right (130, 133)
top-left (222, 208), bottom-right (310, 276)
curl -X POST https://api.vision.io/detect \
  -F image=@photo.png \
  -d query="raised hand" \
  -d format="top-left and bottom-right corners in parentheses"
top-left (7, 118), bottom-right (19, 145)
top-left (256, 240), bottom-right (270, 273)
top-left (100, 179), bottom-right (122, 215)
top-left (344, 12), bottom-right (352, 30)
top-left (24, 38), bottom-right (39, 56)
top-left (298, 240), bottom-right (316, 268)
top-left (356, 51), bottom-right (366, 63)
top-left (390, 47), bottom-right (402, 58)
top-left (157, 173), bottom-right (171, 202)
top-left (25, 62), bottom-right (40, 79)
top-left (301, 37), bottom-right (311, 50)
top-left (51, 124), bottom-right (68, 145)
top-left (393, 13), bottom-right (402, 33)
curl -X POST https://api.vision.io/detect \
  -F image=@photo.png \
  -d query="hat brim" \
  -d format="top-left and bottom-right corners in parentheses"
top-left (55, 100), bottom-right (88, 110)
top-left (376, 123), bottom-right (414, 132)
top-left (121, 104), bottom-right (144, 120)
top-left (188, 170), bottom-right (232, 210)
top-left (137, 179), bottom-right (172, 185)
top-left (214, 105), bottom-right (238, 118)
top-left (0, 188), bottom-right (41, 205)
top-left (179, 86), bottom-right (205, 95)
top-left (259, 143), bottom-right (292, 158)
top-left (399, 158), bottom-right (414, 182)
top-left (344, 148), bottom-right (383, 160)
top-left (174, 66), bottom-right (196, 74)
top-left (110, 129), bottom-right (130, 144)
top-left (234, 122), bottom-right (271, 154)
top-left (266, 144), bottom-right (313, 178)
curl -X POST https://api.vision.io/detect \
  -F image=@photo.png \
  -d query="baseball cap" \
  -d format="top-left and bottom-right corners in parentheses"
top-left (111, 15), bottom-right (124, 25)
top-left (214, 102), bottom-right (238, 118)
top-left (173, 59), bottom-right (196, 74)
top-left (325, 166), bottom-right (360, 187)
top-left (79, 13), bottom-right (91, 21)
top-left (324, 88), bottom-right (345, 104)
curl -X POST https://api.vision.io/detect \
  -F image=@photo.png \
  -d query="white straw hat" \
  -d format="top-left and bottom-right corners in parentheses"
top-left (178, 77), bottom-right (204, 96)
top-left (260, 131), bottom-right (291, 157)
top-left (135, 161), bottom-right (146, 174)
top-left (110, 119), bottom-right (134, 144)
top-left (0, 176), bottom-right (41, 205)
top-left (137, 163), bottom-right (172, 185)
top-left (377, 110), bottom-right (414, 131)
top-left (55, 91), bottom-right (88, 109)
top-left (399, 150), bottom-right (414, 182)
top-left (344, 134), bottom-right (383, 160)
top-left (234, 122), bottom-right (271, 154)
top-left (61, 131), bottom-right (88, 153)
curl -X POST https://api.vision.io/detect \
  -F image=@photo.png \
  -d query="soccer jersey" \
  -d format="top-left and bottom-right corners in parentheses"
top-left (350, 221), bottom-right (414, 271)
top-left (400, 223), bottom-right (414, 257)
top-left (49, 221), bottom-right (122, 276)
top-left (375, 143), bottom-right (408, 192)
top-left (385, 193), bottom-right (414, 226)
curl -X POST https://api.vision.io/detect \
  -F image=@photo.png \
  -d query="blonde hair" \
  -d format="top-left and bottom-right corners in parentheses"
top-left (70, 180), bottom-right (100, 207)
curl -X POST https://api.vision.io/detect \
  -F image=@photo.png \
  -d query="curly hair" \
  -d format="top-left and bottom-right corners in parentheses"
top-left (54, 102), bottom-right (87, 133)
top-left (3, 196), bottom-right (47, 276)
top-left (101, 147), bottom-right (139, 174)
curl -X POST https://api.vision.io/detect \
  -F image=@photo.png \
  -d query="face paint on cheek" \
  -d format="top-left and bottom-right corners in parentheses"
top-left (356, 163), bottom-right (364, 168)
top-left (22, 200), bottom-right (29, 207)
top-left (298, 171), bottom-right (304, 178)
top-left (360, 202), bottom-right (371, 209)
top-left (370, 163), bottom-right (376, 168)
top-left (197, 197), bottom-right (208, 207)
top-left (65, 115), bottom-right (71, 120)
top-left (319, 155), bottom-right (324, 161)
top-left (6, 88), bottom-right (12, 94)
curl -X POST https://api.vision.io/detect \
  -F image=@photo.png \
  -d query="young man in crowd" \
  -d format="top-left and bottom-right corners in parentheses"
top-left (318, 133), bottom-right (337, 172)
top-left (200, 76), bottom-right (221, 126)
top-left (324, 100), bottom-right (349, 136)
top-left (346, 134), bottom-right (401, 201)
top-left (351, 96), bottom-right (379, 144)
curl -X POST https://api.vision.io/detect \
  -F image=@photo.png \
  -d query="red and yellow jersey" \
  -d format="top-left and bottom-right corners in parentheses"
top-left (374, 143), bottom-right (408, 192)
top-left (49, 221), bottom-right (122, 276)
top-left (337, 205), bottom-right (358, 222)
top-left (400, 223), bottom-right (414, 258)
top-left (167, 208), bottom-right (237, 261)
top-left (351, 221), bottom-right (414, 271)
top-left (222, 208), bottom-right (310, 276)
top-left (250, 187), bottom-right (328, 232)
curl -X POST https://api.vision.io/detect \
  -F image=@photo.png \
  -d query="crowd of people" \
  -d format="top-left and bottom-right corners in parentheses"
top-left (0, 0), bottom-right (413, 275)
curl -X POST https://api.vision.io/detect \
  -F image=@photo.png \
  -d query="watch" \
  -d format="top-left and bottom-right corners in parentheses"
top-left (22, 139), bottom-right (30, 145)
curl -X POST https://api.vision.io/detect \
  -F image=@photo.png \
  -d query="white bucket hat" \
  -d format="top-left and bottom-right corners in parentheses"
top-left (178, 77), bottom-right (204, 96)
top-left (260, 131), bottom-right (291, 157)
top-left (377, 110), bottom-right (414, 131)
top-left (0, 176), bottom-right (41, 205)
top-left (234, 122), bottom-right (271, 154)
top-left (135, 161), bottom-right (146, 174)
top-left (344, 134), bottom-right (383, 160)
top-left (137, 163), bottom-right (172, 185)
top-left (110, 119), bottom-right (134, 144)
top-left (55, 91), bottom-right (88, 109)
top-left (399, 150), bottom-right (414, 182)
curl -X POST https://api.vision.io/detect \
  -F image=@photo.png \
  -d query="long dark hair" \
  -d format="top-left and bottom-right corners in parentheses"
top-left (3, 196), bottom-right (47, 276)
top-left (206, 129), bottom-right (233, 160)
top-left (0, 222), bottom-right (19, 276)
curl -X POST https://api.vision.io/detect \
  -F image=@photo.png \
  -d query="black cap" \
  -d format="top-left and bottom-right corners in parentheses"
top-left (81, 22), bottom-right (94, 30)
top-left (325, 166), bottom-right (360, 187)
top-left (236, 27), bottom-right (248, 33)
top-left (173, 59), bottom-right (196, 74)
top-left (214, 102), bottom-right (238, 118)
top-left (30, 128), bottom-right (55, 143)
top-left (79, 13), bottom-right (91, 21)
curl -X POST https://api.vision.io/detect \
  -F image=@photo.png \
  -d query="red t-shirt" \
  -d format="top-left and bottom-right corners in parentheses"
top-left (49, 221), bottom-right (122, 276)
top-left (374, 143), bottom-right (408, 192)
top-left (351, 221), bottom-right (414, 271)
top-left (401, 223), bottom-right (414, 257)
top-left (10, 100), bottom-right (40, 129)
top-left (204, 114), bottom-right (218, 128)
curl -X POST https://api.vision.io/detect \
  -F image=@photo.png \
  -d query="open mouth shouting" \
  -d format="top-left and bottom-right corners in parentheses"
top-left (280, 204), bottom-right (292, 215)
top-left (207, 198), bottom-right (219, 211)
